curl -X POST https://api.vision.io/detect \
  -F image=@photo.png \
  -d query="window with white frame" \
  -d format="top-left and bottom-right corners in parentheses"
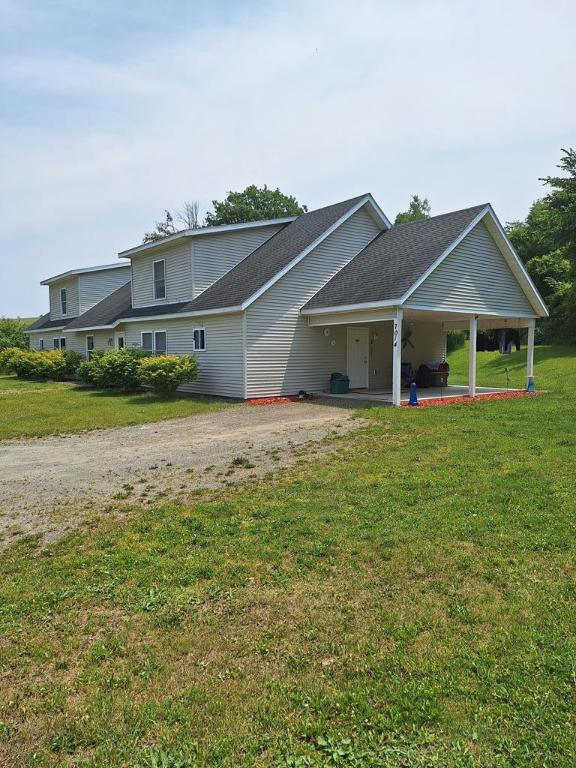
top-left (153, 260), bottom-right (166, 300)
top-left (39, 338), bottom-right (44, 350)
top-left (53, 337), bottom-right (66, 350)
top-left (60, 288), bottom-right (67, 315)
top-left (141, 331), bottom-right (166, 354)
top-left (154, 331), bottom-right (167, 354)
top-left (86, 335), bottom-right (95, 360)
top-left (193, 328), bottom-right (205, 351)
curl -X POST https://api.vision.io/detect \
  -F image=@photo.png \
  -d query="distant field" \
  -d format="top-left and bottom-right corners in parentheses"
top-left (0, 345), bottom-right (575, 767)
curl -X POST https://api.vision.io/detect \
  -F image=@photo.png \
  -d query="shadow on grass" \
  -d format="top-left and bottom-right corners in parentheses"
top-left (78, 386), bottom-right (237, 407)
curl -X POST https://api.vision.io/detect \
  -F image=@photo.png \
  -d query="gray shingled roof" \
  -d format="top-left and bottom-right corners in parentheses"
top-left (182, 195), bottom-right (370, 312)
top-left (26, 313), bottom-right (76, 331)
top-left (65, 282), bottom-right (133, 330)
top-left (303, 204), bottom-right (488, 310)
top-left (65, 196), bottom-right (371, 330)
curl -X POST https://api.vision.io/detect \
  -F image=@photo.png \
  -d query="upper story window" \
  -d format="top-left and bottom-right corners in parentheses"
top-left (153, 260), bottom-right (166, 300)
top-left (60, 288), bottom-right (67, 315)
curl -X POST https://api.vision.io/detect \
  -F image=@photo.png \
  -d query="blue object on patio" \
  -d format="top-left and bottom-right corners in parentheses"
top-left (527, 376), bottom-right (536, 392)
top-left (409, 382), bottom-right (419, 406)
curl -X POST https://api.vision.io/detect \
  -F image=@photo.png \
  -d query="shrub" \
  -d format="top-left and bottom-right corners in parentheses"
top-left (138, 354), bottom-right (198, 396)
top-left (0, 346), bottom-right (27, 374)
top-left (0, 347), bottom-right (82, 380)
top-left (77, 348), bottom-right (147, 392)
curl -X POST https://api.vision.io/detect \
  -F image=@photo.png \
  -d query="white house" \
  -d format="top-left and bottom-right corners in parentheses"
top-left (26, 194), bottom-right (547, 405)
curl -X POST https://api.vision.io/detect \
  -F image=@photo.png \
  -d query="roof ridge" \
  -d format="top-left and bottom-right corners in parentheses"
top-left (391, 203), bottom-right (489, 229)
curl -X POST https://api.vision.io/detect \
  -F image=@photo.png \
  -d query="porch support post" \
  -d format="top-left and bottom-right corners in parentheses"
top-left (468, 314), bottom-right (478, 397)
top-left (392, 308), bottom-right (403, 406)
top-left (526, 319), bottom-right (535, 391)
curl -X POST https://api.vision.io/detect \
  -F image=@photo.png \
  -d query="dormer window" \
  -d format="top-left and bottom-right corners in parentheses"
top-left (153, 260), bottom-right (166, 300)
top-left (60, 288), bottom-right (67, 315)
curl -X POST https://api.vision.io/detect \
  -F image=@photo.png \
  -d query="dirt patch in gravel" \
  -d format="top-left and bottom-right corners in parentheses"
top-left (0, 402), bottom-right (364, 548)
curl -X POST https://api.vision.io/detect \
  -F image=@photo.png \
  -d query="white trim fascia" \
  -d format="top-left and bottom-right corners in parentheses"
top-left (404, 304), bottom-right (539, 319)
top-left (399, 206), bottom-right (491, 304)
top-left (68, 305), bottom-right (243, 332)
top-left (363, 193), bottom-right (392, 229)
top-left (118, 217), bottom-right (297, 259)
top-left (239, 196), bottom-right (377, 310)
top-left (483, 205), bottom-right (549, 317)
top-left (302, 298), bottom-right (399, 315)
top-left (41, 262), bottom-right (129, 285)
top-left (25, 326), bottom-right (66, 334)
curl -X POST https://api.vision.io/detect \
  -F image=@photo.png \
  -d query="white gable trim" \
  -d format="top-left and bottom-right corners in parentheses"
top-left (400, 206), bottom-right (548, 316)
top-left (399, 207), bottom-right (490, 304)
top-left (482, 206), bottom-right (548, 316)
top-left (239, 195), bottom-right (389, 311)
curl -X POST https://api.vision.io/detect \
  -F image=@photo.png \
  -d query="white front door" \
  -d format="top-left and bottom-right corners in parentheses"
top-left (115, 333), bottom-right (125, 350)
top-left (346, 327), bottom-right (369, 389)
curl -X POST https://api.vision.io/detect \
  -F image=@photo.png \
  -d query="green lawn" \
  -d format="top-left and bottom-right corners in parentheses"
top-left (0, 376), bottom-right (232, 440)
top-left (1, 346), bottom-right (575, 767)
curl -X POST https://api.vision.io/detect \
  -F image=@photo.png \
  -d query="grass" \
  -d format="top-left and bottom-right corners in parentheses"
top-left (0, 376), bottom-right (233, 440)
top-left (0, 345), bottom-right (575, 766)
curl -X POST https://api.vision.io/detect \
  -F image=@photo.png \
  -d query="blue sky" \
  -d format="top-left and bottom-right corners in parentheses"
top-left (1, 0), bottom-right (575, 316)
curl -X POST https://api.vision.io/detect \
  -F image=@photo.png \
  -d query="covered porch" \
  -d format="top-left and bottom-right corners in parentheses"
top-left (304, 306), bottom-right (537, 406)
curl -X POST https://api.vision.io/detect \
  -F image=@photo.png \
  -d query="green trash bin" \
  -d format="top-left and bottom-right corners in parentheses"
top-left (330, 372), bottom-right (350, 394)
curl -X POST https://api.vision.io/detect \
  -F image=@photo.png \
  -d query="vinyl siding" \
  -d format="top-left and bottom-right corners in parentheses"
top-left (122, 315), bottom-right (244, 398)
top-left (78, 267), bottom-right (130, 314)
top-left (193, 225), bottom-right (284, 295)
top-left (245, 206), bottom-right (383, 397)
top-left (131, 241), bottom-right (193, 308)
top-left (406, 221), bottom-right (535, 315)
top-left (49, 278), bottom-right (79, 320)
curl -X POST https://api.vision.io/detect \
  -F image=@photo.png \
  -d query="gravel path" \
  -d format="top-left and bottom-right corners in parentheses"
top-left (0, 402), bottom-right (362, 548)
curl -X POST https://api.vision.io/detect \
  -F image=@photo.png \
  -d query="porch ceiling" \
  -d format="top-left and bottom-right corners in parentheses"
top-left (305, 305), bottom-right (537, 329)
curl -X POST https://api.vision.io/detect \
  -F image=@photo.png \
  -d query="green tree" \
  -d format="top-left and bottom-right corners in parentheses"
top-left (0, 318), bottom-right (29, 351)
top-left (394, 194), bottom-right (431, 224)
top-left (506, 148), bottom-right (576, 342)
top-left (204, 185), bottom-right (306, 227)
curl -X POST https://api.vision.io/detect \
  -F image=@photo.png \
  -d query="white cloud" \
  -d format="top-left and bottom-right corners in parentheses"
top-left (1, 0), bottom-right (575, 314)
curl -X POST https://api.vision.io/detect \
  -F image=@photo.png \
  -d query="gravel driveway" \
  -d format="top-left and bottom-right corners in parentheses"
top-left (0, 402), bottom-right (362, 548)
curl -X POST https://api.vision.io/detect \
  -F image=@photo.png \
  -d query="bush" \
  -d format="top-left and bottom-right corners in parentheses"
top-left (0, 347), bottom-right (26, 374)
top-left (77, 348), bottom-right (147, 392)
top-left (138, 354), bottom-right (198, 396)
top-left (0, 347), bottom-right (83, 380)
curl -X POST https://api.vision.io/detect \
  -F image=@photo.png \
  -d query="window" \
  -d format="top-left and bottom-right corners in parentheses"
top-left (154, 331), bottom-right (167, 355)
top-left (60, 288), bottom-right (67, 315)
top-left (153, 260), bottom-right (166, 300)
top-left (141, 332), bottom-right (153, 352)
top-left (39, 339), bottom-right (44, 350)
top-left (193, 328), bottom-right (206, 351)
top-left (53, 337), bottom-right (66, 350)
top-left (141, 330), bottom-right (167, 354)
top-left (86, 335), bottom-right (95, 360)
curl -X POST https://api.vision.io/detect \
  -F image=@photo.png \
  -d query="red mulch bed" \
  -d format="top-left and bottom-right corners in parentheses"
top-left (402, 390), bottom-right (543, 408)
top-left (246, 395), bottom-right (319, 406)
